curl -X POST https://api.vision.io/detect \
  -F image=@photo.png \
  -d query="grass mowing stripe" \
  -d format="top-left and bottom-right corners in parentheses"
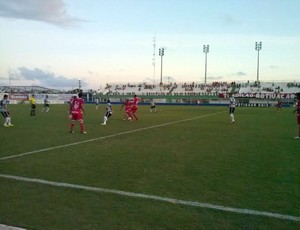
top-left (1, 173), bottom-right (299, 222)
top-left (0, 111), bottom-right (224, 161)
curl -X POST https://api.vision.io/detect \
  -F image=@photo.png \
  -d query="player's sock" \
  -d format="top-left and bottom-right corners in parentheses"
top-left (80, 123), bottom-right (85, 133)
top-left (133, 114), bottom-right (138, 120)
top-left (230, 114), bottom-right (234, 123)
top-left (70, 123), bottom-right (75, 131)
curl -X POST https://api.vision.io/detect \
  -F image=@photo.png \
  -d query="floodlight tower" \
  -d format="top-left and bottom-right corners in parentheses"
top-left (159, 47), bottom-right (165, 84)
top-left (152, 36), bottom-right (156, 84)
top-left (255, 41), bottom-right (262, 83)
top-left (203, 45), bottom-right (209, 84)
top-left (78, 80), bottom-right (81, 92)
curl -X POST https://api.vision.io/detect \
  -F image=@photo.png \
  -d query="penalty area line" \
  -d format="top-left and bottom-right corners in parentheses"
top-left (0, 173), bottom-right (299, 222)
top-left (0, 111), bottom-right (224, 161)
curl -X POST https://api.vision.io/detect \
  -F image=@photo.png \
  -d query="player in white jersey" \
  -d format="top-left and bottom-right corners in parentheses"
top-left (95, 98), bottom-right (99, 110)
top-left (101, 100), bottom-right (113, 125)
top-left (0, 94), bottom-right (14, 127)
top-left (41, 95), bottom-right (50, 112)
top-left (150, 98), bottom-right (157, 113)
top-left (229, 94), bottom-right (236, 124)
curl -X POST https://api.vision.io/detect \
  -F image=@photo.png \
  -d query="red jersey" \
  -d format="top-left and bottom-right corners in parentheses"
top-left (296, 100), bottom-right (300, 115)
top-left (71, 97), bottom-right (84, 114)
top-left (296, 100), bottom-right (300, 125)
top-left (132, 96), bottom-right (141, 108)
top-left (124, 101), bottom-right (132, 112)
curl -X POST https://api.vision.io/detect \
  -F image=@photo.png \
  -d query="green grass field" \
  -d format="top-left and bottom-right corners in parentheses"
top-left (0, 103), bottom-right (299, 229)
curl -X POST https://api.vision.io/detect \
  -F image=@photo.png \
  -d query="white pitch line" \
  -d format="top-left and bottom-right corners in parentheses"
top-left (0, 173), bottom-right (299, 222)
top-left (0, 224), bottom-right (26, 230)
top-left (0, 111), bottom-right (224, 161)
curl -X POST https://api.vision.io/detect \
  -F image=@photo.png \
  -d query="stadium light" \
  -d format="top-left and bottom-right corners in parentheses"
top-left (255, 41), bottom-right (262, 83)
top-left (203, 45), bottom-right (209, 84)
top-left (159, 47), bottom-right (165, 84)
top-left (78, 80), bottom-right (81, 92)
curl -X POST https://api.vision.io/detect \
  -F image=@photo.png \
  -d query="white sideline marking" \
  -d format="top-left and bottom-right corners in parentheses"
top-left (0, 224), bottom-right (26, 230)
top-left (0, 173), bottom-right (299, 222)
top-left (0, 111), bottom-right (224, 161)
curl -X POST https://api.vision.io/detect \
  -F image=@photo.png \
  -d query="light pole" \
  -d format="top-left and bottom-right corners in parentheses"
top-left (78, 80), bottom-right (81, 93)
top-left (159, 47), bottom-right (164, 84)
top-left (203, 45), bottom-right (209, 84)
top-left (255, 41), bottom-right (262, 83)
top-left (152, 36), bottom-right (156, 84)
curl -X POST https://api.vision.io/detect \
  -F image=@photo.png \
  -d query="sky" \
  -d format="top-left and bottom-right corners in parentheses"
top-left (0, 0), bottom-right (300, 90)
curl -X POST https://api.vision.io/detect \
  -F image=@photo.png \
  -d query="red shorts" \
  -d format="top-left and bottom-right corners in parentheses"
top-left (126, 108), bottom-right (131, 115)
top-left (297, 114), bottom-right (300, 126)
top-left (71, 111), bottom-right (83, 120)
top-left (131, 106), bottom-right (138, 114)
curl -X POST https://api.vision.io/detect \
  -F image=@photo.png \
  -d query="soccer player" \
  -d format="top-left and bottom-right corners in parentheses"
top-left (29, 94), bottom-right (36, 116)
top-left (0, 94), bottom-right (14, 127)
top-left (130, 95), bottom-right (141, 120)
top-left (41, 95), bottom-right (50, 112)
top-left (95, 98), bottom-right (99, 110)
top-left (69, 92), bottom-right (86, 134)
top-left (120, 98), bottom-right (132, 120)
top-left (276, 100), bottom-right (282, 112)
top-left (229, 93), bottom-right (236, 124)
top-left (293, 92), bottom-right (300, 139)
top-left (150, 98), bottom-right (157, 113)
top-left (101, 99), bottom-right (113, 125)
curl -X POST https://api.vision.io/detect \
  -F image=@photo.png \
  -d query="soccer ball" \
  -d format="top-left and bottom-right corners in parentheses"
top-left (128, 117), bottom-right (132, 120)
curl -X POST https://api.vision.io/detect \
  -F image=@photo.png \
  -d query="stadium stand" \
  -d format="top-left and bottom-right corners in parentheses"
top-left (2, 81), bottom-right (299, 96)
top-left (100, 81), bottom-right (300, 96)
top-left (0, 86), bottom-right (63, 94)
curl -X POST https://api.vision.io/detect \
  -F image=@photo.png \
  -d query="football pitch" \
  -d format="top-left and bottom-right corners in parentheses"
top-left (0, 103), bottom-right (299, 229)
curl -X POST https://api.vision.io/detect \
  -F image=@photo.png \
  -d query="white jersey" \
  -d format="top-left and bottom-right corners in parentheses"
top-left (106, 102), bottom-right (112, 112)
top-left (150, 99), bottom-right (156, 106)
top-left (0, 99), bottom-right (8, 112)
top-left (44, 97), bottom-right (49, 105)
top-left (229, 97), bottom-right (236, 108)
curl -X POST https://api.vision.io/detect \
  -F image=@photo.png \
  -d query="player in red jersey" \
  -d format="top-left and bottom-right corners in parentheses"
top-left (120, 99), bottom-right (133, 120)
top-left (276, 100), bottom-right (282, 112)
top-left (69, 92), bottom-right (86, 134)
top-left (293, 92), bottom-right (300, 139)
top-left (130, 95), bottom-right (141, 120)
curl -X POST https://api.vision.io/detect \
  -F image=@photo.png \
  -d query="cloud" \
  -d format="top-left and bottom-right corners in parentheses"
top-left (0, 0), bottom-right (83, 28)
top-left (11, 67), bottom-right (86, 88)
top-left (269, 65), bottom-right (279, 69)
top-left (208, 76), bottom-right (223, 80)
top-left (221, 14), bottom-right (242, 26)
top-left (232, 71), bottom-right (246, 76)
